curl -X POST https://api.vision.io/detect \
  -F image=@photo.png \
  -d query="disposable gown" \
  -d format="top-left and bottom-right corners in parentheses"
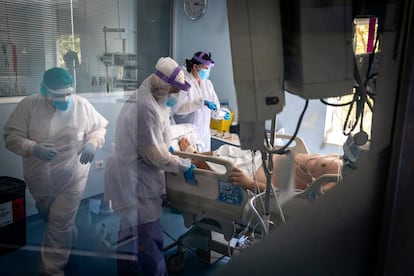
top-left (104, 75), bottom-right (191, 225)
top-left (3, 93), bottom-right (107, 275)
top-left (172, 67), bottom-right (224, 152)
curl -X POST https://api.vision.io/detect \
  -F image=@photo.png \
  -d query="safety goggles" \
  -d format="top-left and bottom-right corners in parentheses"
top-left (168, 86), bottom-right (180, 94)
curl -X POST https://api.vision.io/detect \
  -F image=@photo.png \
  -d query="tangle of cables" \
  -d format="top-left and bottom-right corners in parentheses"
top-left (320, 33), bottom-right (379, 140)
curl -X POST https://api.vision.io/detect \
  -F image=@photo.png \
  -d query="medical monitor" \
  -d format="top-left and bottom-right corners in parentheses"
top-left (227, 0), bottom-right (355, 149)
top-left (227, 0), bottom-right (285, 123)
top-left (280, 0), bottom-right (354, 99)
top-left (227, 0), bottom-right (285, 149)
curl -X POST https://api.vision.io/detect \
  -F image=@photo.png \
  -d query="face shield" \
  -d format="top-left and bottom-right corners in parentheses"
top-left (41, 67), bottom-right (74, 94)
top-left (192, 52), bottom-right (214, 80)
top-left (150, 75), bottom-right (173, 97)
top-left (44, 86), bottom-right (74, 111)
top-left (46, 86), bottom-right (74, 100)
top-left (192, 51), bottom-right (215, 67)
top-left (154, 66), bottom-right (191, 92)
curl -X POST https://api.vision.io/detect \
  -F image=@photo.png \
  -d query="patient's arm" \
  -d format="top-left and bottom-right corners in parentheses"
top-left (192, 158), bottom-right (213, 170)
top-left (229, 167), bottom-right (267, 192)
top-left (229, 153), bottom-right (342, 193)
top-left (177, 137), bottom-right (341, 193)
top-left (178, 137), bottom-right (213, 170)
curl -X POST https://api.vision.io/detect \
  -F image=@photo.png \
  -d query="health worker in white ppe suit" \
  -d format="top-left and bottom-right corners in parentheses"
top-left (104, 57), bottom-right (195, 276)
top-left (3, 67), bottom-right (108, 276)
top-left (172, 51), bottom-right (230, 152)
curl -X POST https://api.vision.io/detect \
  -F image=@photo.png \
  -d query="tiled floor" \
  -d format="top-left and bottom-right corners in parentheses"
top-left (0, 195), bottom-right (230, 275)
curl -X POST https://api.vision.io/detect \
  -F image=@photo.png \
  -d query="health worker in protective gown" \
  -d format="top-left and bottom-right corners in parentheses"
top-left (172, 51), bottom-right (230, 152)
top-left (104, 57), bottom-right (196, 276)
top-left (3, 67), bottom-right (108, 276)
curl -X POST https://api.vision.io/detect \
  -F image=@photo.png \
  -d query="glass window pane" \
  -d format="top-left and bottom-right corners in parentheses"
top-left (0, 0), bottom-right (170, 97)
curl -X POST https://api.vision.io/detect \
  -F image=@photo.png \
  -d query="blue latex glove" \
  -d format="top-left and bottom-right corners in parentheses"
top-left (32, 143), bottom-right (59, 162)
top-left (204, 100), bottom-right (217, 111)
top-left (169, 146), bottom-right (174, 153)
top-left (183, 164), bottom-right (197, 184)
top-left (78, 142), bottom-right (96, 164)
top-left (224, 111), bottom-right (231, 121)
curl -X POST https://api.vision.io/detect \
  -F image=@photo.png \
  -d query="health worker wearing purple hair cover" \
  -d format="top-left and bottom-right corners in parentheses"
top-left (104, 57), bottom-right (195, 276)
top-left (172, 51), bottom-right (230, 152)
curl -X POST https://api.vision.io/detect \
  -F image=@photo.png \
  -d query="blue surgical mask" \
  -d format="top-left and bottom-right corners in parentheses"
top-left (52, 96), bottom-right (73, 111)
top-left (198, 68), bottom-right (210, 80)
top-left (166, 94), bottom-right (178, 107)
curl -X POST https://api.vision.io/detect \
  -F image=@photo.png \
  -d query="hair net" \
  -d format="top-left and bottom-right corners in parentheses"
top-left (42, 67), bottom-right (73, 91)
top-left (152, 57), bottom-right (190, 96)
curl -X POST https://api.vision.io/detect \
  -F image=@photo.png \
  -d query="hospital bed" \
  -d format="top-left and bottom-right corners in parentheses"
top-left (165, 124), bottom-right (342, 272)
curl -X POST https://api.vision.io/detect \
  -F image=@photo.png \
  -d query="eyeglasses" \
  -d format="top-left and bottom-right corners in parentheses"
top-left (168, 86), bottom-right (180, 94)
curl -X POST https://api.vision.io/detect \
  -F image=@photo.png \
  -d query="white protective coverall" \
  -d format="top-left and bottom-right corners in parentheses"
top-left (172, 67), bottom-right (224, 152)
top-left (104, 76), bottom-right (191, 225)
top-left (3, 93), bottom-right (108, 276)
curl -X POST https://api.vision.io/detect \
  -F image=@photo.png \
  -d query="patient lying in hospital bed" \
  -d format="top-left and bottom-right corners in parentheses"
top-left (165, 124), bottom-right (344, 271)
top-left (177, 136), bottom-right (342, 194)
top-left (167, 123), bottom-right (343, 229)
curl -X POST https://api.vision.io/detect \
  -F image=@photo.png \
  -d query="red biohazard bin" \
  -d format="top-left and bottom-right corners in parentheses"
top-left (0, 176), bottom-right (26, 255)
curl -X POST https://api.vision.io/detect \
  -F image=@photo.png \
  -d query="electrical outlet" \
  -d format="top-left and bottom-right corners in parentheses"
top-left (94, 160), bottom-right (104, 170)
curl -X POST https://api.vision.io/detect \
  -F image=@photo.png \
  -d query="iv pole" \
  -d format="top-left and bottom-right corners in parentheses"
top-left (103, 26), bottom-right (125, 93)
top-left (261, 115), bottom-right (286, 235)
